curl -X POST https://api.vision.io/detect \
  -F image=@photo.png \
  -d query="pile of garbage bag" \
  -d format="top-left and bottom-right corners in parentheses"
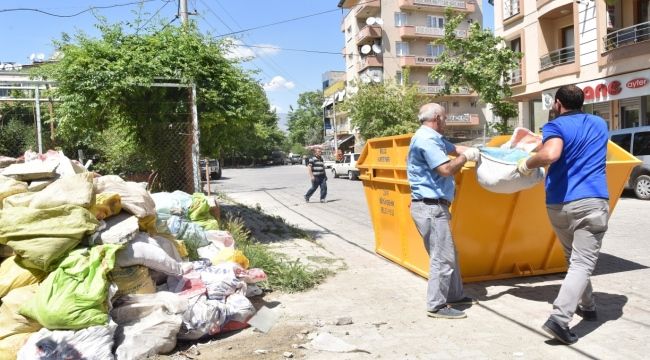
top-left (0, 150), bottom-right (267, 360)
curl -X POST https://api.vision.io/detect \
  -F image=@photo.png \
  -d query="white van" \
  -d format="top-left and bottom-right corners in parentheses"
top-left (610, 126), bottom-right (650, 200)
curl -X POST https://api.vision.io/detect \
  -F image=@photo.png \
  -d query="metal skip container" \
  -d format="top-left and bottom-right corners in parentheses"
top-left (356, 134), bottom-right (641, 282)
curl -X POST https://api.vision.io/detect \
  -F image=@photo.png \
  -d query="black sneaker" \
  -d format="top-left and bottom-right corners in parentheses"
top-left (542, 319), bottom-right (578, 345)
top-left (320, 199), bottom-right (327, 203)
top-left (427, 306), bottom-right (467, 319)
top-left (304, 195), bottom-right (309, 203)
top-left (447, 296), bottom-right (478, 305)
top-left (575, 307), bottom-right (597, 321)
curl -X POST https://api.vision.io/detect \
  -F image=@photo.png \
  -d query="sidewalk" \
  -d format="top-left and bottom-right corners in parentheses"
top-left (186, 191), bottom-right (650, 359)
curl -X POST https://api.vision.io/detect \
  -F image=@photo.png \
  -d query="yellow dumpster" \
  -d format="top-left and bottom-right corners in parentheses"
top-left (356, 134), bottom-right (641, 282)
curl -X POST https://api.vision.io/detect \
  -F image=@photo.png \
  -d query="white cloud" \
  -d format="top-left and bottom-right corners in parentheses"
top-left (264, 76), bottom-right (295, 91)
top-left (224, 39), bottom-right (280, 60)
top-left (270, 104), bottom-right (283, 113)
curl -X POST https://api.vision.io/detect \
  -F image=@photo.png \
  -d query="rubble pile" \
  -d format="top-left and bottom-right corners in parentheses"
top-left (0, 150), bottom-right (266, 360)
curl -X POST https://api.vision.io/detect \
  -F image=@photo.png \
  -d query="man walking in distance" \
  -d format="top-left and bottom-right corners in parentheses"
top-left (408, 103), bottom-right (481, 319)
top-left (304, 147), bottom-right (327, 203)
top-left (518, 85), bottom-right (609, 344)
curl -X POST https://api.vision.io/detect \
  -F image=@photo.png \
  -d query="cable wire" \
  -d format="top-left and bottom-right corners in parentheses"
top-left (0, 0), bottom-right (161, 18)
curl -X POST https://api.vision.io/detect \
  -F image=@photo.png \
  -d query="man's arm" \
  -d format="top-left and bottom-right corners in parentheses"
top-left (307, 160), bottom-right (314, 180)
top-left (451, 145), bottom-right (468, 157)
top-left (435, 154), bottom-right (468, 177)
top-left (526, 138), bottom-right (563, 168)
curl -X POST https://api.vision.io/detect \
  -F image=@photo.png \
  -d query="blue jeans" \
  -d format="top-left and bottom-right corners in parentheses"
top-left (305, 175), bottom-right (327, 200)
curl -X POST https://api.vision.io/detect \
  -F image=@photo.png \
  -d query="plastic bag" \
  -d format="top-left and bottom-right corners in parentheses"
top-left (178, 294), bottom-right (227, 340)
top-left (17, 326), bottom-right (114, 360)
top-left (0, 205), bottom-right (99, 272)
top-left (476, 147), bottom-right (545, 194)
top-left (20, 245), bottom-right (121, 330)
top-left (90, 192), bottom-right (122, 220)
top-left (212, 248), bottom-right (250, 269)
top-left (29, 172), bottom-right (95, 210)
top-left (151, 191), bottom-right (193, 220)
top-left (0, 284), bottom-right (42, 340)
top-left (116, 233), bottom-right (182, 276)
top-left (0, 257), bottom-right (44, 300)
top-left (111, 292), bottom-right (186, 360)
top-left (109, 265), bottom-right (156, 298)
top-left (0, 175), bottom-right (27, 210)
top-left (187, 193), bottom-right (219, 230)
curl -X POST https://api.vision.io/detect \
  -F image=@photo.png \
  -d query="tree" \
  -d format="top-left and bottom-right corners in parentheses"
top-left (342, 78), bottom-right (428, 140)
top-left (33, 18), bottom-right (283, 178)
top-left (429, 9), bottom-right (522, 134)
top-left (286, 90), bottom-right (324, 146)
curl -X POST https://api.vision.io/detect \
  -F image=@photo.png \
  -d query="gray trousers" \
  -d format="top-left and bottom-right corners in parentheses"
top-left (546, 198), bottom-right (609, 326)
top-left (410, 201), bottom-right (464, 311)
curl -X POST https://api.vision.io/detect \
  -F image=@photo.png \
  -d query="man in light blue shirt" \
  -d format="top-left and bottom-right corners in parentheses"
top-left (407, 103), bottom-right (480, 319)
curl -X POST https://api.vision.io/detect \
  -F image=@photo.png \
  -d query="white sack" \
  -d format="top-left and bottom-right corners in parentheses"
top-left (17, 326), bottom-right (114, 360)
top-left (476, 149), bottom-right (545, 194)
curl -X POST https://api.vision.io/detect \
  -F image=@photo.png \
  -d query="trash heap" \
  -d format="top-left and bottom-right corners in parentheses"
top-left (0, 150), bottom-right (267, 360)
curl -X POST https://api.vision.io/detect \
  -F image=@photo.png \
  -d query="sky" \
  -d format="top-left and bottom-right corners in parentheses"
top-left (1, 0), bottom-right (494, 118)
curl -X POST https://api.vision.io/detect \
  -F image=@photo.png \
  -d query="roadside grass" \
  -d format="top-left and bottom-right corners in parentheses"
top-left (219, 204), bottom-right (331, 293)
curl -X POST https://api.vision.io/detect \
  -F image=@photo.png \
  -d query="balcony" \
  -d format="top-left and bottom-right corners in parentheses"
top-left (356, 25), bottom-right (382, 45)
top-left (446, 113), bottom-right (480, 126)
top-left (355, 0), bottom-right (380, 17)
top-left (539, 46), bottom-right (575, 71)
top-left (416, 84), bottom-right (472, 95)
top-left (399, 26), bottom-right (466, 39)
top-left (399, 55), bottom-right (442, 68)
top-left (604, 21), bottom-right (650, 52)
top-left (398, 0), bottom-right (472, 13)
top-left (358, 55), bottom-right (383, 72)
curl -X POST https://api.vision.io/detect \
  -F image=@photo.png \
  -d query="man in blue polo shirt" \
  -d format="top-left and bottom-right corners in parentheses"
top-left (518, 85), bottom-right (609, 344)
top-left (407, 102), bottom-right (481, 319)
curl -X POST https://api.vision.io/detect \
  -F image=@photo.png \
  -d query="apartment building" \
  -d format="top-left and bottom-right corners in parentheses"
top-left (322, 71), bottom-right (357, 154)
top-left (337, 0), bottom-right (488, 140)
top-left (494, 0), bottom-right (650, 132)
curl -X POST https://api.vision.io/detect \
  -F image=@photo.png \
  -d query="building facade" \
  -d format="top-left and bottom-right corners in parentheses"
top-left (337, 0), bottom-right (489, 140)
top-left (494, 0), bottom-right (650, 132)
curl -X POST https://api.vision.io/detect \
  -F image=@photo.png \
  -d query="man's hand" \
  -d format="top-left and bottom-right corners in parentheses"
top-left (517, 158), bottom-right (534, 176)
top-left (462, 147), bottom-right (480, 162)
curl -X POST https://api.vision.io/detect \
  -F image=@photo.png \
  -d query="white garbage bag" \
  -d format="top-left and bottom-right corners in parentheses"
top-left (476, 147), bottom-right (545, 194)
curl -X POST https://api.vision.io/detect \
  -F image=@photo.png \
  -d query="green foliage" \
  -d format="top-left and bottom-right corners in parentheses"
top-left (0, 96), bottom-right (54, 157)
top-left (32, 18), bottom-right (284, 173)
top-left (287, 90), bottom-right (325, 146)
top-left (221, 214), bottom-right (327, 293)
top-left (342, 80), bottom-right (428, 139)
top-left (430, 9), bottom-right (522, 134)
top-left (290, 143), bottom-right (307, 156)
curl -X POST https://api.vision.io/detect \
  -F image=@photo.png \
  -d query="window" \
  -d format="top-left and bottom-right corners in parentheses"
top-left (428, 77), bottom-right (443, 86)
top-left (396, 41), bottom-right (410, 56)
top-left (344, 154), bottom-right (351, 163)
top-left (427, 44), bottom-right (445, 57)
top-left (503, 0), bottom-right (520, 19)
top-left (452, 101), bottom-right (460, 107)
top-left (396, 71), bottom-right (403, 85)
top-left (346, 26), bottom-right (352, 42)
top-left (427, 16), bottom-right (444, 28)
top-left (354, 154), bottom-right (360, 161)
top-left (611, 133), bottom-right (632, 152)
top-left (633, 131), bottom-right (650, 156)
top-left (394, 12), bottom-right (408, 27)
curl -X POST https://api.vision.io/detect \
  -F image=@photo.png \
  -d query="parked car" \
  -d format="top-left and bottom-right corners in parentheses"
top-left (610, 125), bottom-right (650, 200)
top-left (199, 158), bottom-right (222, 181)
top-left (331, 153), bottom-right (360, 180)
top-left (268, 151), bottom-right (285, 166)
top-left (285, 154), bottom-right (302, 165)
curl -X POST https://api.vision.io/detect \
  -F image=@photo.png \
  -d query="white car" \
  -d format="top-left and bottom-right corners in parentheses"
top-left (331, 153), bottom-right (360, 180)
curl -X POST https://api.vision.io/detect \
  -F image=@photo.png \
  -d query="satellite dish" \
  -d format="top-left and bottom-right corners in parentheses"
top-left (372, 73), bottom-right (382, 83)
top-left (375, 18), bottom-right (384, 25)
top-left (360, 74), bottom-right (371, 83)
top-left (372, 44), bottom-right (382, 54)
top-left (37, 53), bottom-right (45, 61)
top-left (29, 53), bottom-right (36, 61)
top-left (366, 17), bottom-right (376, 26)
top-left (361, 44), bottom-right (371, 54)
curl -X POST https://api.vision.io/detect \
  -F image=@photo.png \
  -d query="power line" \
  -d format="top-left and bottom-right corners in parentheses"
top-left (214, 8), bottom-right (341, 38)
top-left (0, 0), bottom-right (162, 18)
top-left (137, 0), bottom-right (173, 33)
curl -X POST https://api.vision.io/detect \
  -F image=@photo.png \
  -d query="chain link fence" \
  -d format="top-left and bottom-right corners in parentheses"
top-left (0, 82), bottom-right (199, 194)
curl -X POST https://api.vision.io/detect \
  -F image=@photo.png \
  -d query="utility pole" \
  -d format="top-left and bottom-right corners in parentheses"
top-left (179, 0), bottom-right (200, 192)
